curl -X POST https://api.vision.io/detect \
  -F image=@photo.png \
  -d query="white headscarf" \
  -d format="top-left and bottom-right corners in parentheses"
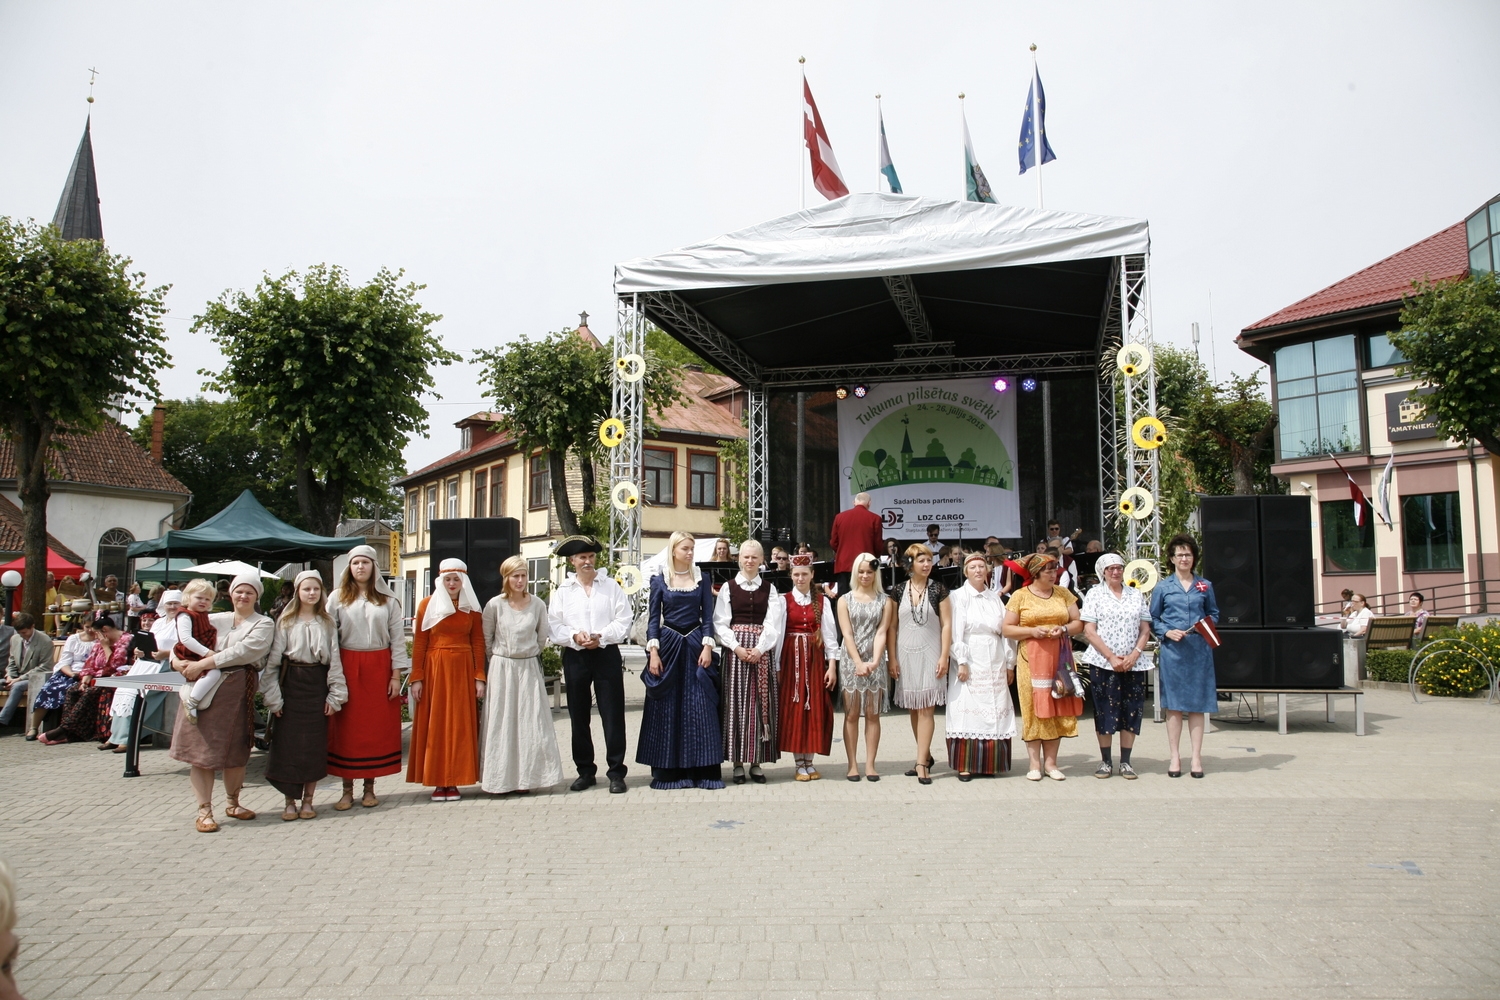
top-left (421, 558), bottom-right (481, 631)
top-left (1094, 552), bottom-right (1126, 573)
top-left (229, 572), bottom-right (264, 598)
top-left (345, 544), bottom-right (397, 600)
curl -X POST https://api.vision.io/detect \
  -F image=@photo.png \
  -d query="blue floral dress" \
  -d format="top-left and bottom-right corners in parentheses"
top-left (1149, 575), bottom-right (1220, 713)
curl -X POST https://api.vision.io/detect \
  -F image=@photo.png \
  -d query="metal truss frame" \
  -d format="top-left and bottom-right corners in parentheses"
top-left (882, 274), bottom-right (933, 341)
top-left (639, 291), bottom-right (763, 387)
top-left (1095, 258), bottom-right (1123, 549)
top-left (609, 294), bottom-right (645, 586)
top-left (1117, 253), bottom-right (1160, 568)
top-left (761, 350), bottom-right (1096, 389)
top-left (747, 388), bottom-right (769, 539)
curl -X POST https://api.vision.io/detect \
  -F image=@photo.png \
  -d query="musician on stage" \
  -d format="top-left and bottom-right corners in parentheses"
top-left (829, 493), bottom-right (883, 595)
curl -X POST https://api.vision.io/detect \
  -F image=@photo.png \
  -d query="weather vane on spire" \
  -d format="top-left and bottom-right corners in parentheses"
top-left (87, 67), bottom-right (99, 105)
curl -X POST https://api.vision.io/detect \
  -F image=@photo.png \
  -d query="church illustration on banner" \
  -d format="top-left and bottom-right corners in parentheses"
top-left (851, 415), bottom-right (1012, 493)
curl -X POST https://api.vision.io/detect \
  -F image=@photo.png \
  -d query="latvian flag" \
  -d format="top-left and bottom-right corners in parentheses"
top-left (1330, 454), bottom-right (1371, 526)
top-left (803, 77), bottom-right (849, 201)
top-left (1192, 617), bottom-right (1222, 649)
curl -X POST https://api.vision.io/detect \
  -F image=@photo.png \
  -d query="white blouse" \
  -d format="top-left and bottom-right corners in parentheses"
top-left (326, 593), bottom-right (410, 672)
top-left (949, 583), bottom-right (1004, 666)
top-left (1078, 582), bottom-right (1151, 669)
top-left (712, 573), bottom-right (785, 653)
top-left (787, 587), bottom-right (841, 660)
top-left (262, 617), bottom-right (347, 714)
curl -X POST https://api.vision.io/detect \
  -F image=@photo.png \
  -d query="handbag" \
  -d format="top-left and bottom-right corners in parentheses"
top-left (1052, 638), bottom-right (1085, 699)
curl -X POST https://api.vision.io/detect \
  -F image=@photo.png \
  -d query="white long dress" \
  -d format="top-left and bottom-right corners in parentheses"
top-left (480, 595), bottom-right (563, 794)
top-left (945, 583), bottom-right (1018, 744)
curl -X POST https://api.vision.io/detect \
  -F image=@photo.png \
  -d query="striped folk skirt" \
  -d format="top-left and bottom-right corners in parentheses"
top-left (327, 648), bottom-right (403, 779)
top-left (721, 624), bottom-right (779, 765)
top-left (946, 737), bottom-right (1013, 775)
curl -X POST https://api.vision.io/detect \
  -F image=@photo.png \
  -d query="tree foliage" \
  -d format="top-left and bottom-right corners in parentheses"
top-left (130, 398), bottom-right (304, 528)
top-left (645, 325), bottom-right (720, 374)
top-left (473, 328), bottom-right (683, 538)
top-left (716, 432), bottom-right (749, 543)
top-left (197, 265), bottom-right (456, 539)
top-left (1393, 271), bottom-right (1500, 457)
top-left (1179, 372), bottom-right (1280, 497)
top-left (0, 218), bottom-right (169, 616)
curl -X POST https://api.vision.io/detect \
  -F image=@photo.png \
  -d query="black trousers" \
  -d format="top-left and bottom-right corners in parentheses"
top-left (562, 645), bottom-right (627, 780)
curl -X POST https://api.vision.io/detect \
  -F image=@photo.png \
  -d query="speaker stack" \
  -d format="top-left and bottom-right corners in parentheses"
top-left (430, 518), bottom-right (522, 608)
top-left (1199, 495), bottom-right (1340, 689)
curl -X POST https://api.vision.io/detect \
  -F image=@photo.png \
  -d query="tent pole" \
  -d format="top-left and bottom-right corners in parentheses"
top-left (795, 391), bottom-right (806, 546)
top-left (1042, 380), bottom-right (1055, 525)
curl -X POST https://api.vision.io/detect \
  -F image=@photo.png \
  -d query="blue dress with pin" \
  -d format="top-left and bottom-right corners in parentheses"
top-left (1149, 575), bottom-right (1220, 714)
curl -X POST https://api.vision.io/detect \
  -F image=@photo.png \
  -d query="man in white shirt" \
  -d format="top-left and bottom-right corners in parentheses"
top-left (547, 535), bottom-right (633, 793)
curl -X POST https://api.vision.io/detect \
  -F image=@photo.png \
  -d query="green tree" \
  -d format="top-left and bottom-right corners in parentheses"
top-left (196, 265), bottom-right (457, 546)
top-left (1179, 372), bottom-right (1280, 496)
top-left (1393, 271), bottom-right (1500, 457)
top-left (0, 218), bottom-right (169, 617)
top-left (473, 328), bottom-right (682, 538)
top-left (645, 324), bottom-right (720, 374)
top-left (717, 432), bottom-right (749, 542)
top-left (131, 398), bottom-right (305, 528)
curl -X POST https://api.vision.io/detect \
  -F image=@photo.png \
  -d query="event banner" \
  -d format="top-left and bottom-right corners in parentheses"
top-left (836, 377), bottom-right (1019, 540)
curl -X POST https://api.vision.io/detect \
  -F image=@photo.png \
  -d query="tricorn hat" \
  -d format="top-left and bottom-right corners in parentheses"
top-left (555, 534), bottom-right (604, 557)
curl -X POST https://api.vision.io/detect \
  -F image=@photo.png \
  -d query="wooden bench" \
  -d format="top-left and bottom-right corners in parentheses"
top-left (1215, 687), bottom-right (1366, 736)
top-left (1365, 616), bottom-right (1416, 650)
top-left (1417, 615), bottom-right (1460, 643)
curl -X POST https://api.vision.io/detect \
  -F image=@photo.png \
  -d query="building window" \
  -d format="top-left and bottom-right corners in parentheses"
top-left (689, 452), bottom-right (718, 508)
top-left (489, 463), bottom-right (505, 517)
top-left (406, 490), bottom-right (420, 534)
top-left (1364, 332), bottom-right (1407, 370)
top-left (643, 448), bottom-right (675, 506)
top-left (1320, 500), bottom-right (1374, 573)
top-left (446, 479), bottom-right (459, 518)
top-left (1402, 492), bottom-right (1463, 571)
top-left (473, 470), bottom-right (487, 519)
top-left (529, 453), bottom-right (550, 509)
top-left (1273, 335), bottom-right (1362, 459)
top-left (527, 557), bottom-right (551, 599)
top-left (425, 485), bottom-right (437, 529)
top-left (1465, 197), bottom-right (1500, 276)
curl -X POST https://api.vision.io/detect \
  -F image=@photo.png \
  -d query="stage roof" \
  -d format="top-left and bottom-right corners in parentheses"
top-left (615, 194), bottom-right (1150, 389)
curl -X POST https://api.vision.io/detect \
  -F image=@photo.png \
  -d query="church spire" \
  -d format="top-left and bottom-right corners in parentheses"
top-left (52, 117), bottom-right (103, 242)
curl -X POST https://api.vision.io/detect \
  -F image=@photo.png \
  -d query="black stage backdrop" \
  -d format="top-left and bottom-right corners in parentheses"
top-left (766, 377), bottom-right (1102, 556)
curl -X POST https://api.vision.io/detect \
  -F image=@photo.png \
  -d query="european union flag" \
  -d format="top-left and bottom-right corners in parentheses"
top-left (1017, 68), bottom-right (1057, 174)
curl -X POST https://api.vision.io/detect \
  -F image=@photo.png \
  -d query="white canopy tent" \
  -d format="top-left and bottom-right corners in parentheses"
top-left (609, 193), bottom-right (1161, 584)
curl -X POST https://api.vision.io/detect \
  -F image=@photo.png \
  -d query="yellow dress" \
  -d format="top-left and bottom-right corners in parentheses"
top-left (1009, 587), bottom-right (1080, 742)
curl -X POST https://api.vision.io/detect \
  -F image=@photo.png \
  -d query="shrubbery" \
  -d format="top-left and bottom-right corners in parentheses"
top-left (1363, 622), bottom-right (1498, 696)
top-left (1365, 649), bottom-right (1415, 683)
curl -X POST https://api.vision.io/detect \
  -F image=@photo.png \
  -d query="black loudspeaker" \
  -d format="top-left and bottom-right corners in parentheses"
top-left (1213, 630), bottom-right (1272, 687)
top-left (1258, 495), bottom-right (1317, 627)
top-left (1199, 496), bottom-right (1262, 627)
top-left (1213, 628), bottom-right (1342, 689)
top-left (429, 518), bottom-right (522, 608)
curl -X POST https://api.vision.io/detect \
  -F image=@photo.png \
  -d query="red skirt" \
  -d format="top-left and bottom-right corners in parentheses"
top-left (327, 648), bottom-right (404, 779)
top-left (777, 632), bottom-right (833, 756)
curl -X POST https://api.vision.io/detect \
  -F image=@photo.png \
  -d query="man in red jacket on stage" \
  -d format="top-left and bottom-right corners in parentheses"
top-left (829, 492), bottom-right (884, 594)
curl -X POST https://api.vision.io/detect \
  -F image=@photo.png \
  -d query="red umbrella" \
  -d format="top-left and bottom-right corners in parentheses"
top-left (0, 548), bottom-right (88, 577)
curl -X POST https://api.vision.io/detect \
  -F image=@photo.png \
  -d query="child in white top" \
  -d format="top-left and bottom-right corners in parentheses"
top-left (175, 580), bottom-right (222, 722)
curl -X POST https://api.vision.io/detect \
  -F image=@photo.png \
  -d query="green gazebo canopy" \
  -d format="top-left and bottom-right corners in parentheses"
top-left (127, 490), bottom-right (359, 563)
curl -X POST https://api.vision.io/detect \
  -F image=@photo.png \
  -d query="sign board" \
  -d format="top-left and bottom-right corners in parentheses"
top-left (836, 378), bottom-right (1019, 539)
top-left (1385, 387), bottom-right (1438, 442)
top-left (388, 531), bottom-right (401, 575)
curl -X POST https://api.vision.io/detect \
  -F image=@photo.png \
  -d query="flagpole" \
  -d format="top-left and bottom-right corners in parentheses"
top-left (875, 94), bottom-right (882, 192)
top-left (1031, 43), bottom-right (1043, 210)
top-left (799, 56), bottom-right (806, 211)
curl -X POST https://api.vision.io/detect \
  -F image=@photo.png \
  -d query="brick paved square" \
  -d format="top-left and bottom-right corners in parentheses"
top-left (2, 679), bottom-right (1496, 998)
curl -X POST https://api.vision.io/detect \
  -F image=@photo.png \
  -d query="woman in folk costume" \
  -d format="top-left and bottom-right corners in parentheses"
top-left (1002, 551), bottom-right (1084, 781)
top-left (776, 554), bottom-right (838, 782)
top-left (836, 553), bottom-right (894, 781)
top-left (408, 558), bottom-right (487, 801)
top-left (946, 552), bottom-right (1018, 780)
top-left (326, 545), bottom-right (408, 810)
top-left (262, 571), bottom-right (348, 820)
top-left (889, 543), bottom-right (952, 785)
top-left (638, 532), bottom-right (725, 790)
top-left (713, 538), bottom-right (785, 785)
top-left (480, 556), bottom-right (563, 795)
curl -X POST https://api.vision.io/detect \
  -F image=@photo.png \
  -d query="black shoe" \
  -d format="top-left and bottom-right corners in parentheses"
top-left (609, 778), bottom-right (628, 794)
top-left (749, 770), bottom-right (767, 784)
top-left (570, 775), bottom-right (597, 792)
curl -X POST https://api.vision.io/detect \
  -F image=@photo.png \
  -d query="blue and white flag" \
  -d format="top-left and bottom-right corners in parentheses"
top-left (1017, 65), bottom-right (1057, 174)
top-left (963, 109), bottom-right (994, 203)
top-left (878, 107), bottom-right (902, 194)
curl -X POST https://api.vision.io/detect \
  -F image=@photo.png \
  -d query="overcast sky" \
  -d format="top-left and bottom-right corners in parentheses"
top-left (4, 1), bottom-right (1498, 472)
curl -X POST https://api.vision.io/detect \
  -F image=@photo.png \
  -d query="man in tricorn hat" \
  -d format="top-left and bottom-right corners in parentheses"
top-left (547, 535), bottom-right (633, 793)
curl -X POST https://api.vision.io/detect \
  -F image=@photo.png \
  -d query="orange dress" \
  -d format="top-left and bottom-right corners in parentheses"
top-left (406, 598), bottom-right (487, 787)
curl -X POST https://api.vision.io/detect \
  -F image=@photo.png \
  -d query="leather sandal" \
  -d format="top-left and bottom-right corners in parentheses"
top-left (224, 796), bottom-right (255, 821)
top-left (281, 798), bottom-right (299, 822)
top-left (298, 800), bottom-right (317, 820)
top-left (361, 782), bottom-right (379, 808)
top-left (195, 804), bottom-right (219, 833)
top-left (335, 782), bottom-right (355, 811)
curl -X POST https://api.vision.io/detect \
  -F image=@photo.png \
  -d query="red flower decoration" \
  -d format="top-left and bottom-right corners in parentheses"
top-left (1195, 581), bottom-right (1209, 593)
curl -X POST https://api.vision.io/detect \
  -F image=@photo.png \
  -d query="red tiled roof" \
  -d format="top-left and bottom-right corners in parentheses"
top-left (1244, 222), bottom-right (1469, 332)
top-left (0, 419), bottom-right (189, 495)
top-left (0, 495), bottom-right (86, 563)
top-left (398, 423), bottom-right (515, 484)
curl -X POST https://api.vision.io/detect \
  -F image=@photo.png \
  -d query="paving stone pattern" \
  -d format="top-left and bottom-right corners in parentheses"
top-left (2, 679), bottom-right (1497, 999)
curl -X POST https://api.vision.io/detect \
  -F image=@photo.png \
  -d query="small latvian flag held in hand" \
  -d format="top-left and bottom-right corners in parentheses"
top-left (1192, 618), bottom-right (1223, 649)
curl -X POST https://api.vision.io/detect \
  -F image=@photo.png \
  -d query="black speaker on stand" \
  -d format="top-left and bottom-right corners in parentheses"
top-left (429, 518), bottom-right (522, 608)
top-left (1199, 496), bottom-right (1262, 627)
top-left (1258, 495), bottom-right (1317, 626)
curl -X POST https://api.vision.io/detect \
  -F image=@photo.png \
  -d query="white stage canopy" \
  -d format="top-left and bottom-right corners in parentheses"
top-left (615, 193), bottom-right (1150, 293)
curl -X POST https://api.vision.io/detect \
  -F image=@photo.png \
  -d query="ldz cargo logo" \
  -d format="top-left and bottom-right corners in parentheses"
top-left (881, 507), bottom-right (905, 529)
